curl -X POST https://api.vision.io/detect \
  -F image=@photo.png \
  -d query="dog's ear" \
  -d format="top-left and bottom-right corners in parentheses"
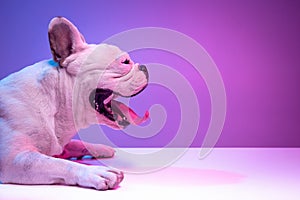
top-left (48, 17), bottom-right (86, 67)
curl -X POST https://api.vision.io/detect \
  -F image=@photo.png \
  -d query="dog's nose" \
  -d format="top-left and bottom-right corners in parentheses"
top-left (139, 65), bottom-right (149, 79)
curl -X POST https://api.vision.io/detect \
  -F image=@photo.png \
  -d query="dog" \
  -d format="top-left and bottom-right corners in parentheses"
top-left (0, 17), bottom-right (149, 190)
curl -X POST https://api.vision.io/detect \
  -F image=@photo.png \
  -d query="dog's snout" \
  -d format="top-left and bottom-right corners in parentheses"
top-left (139, 65), bottom-right (149, 79)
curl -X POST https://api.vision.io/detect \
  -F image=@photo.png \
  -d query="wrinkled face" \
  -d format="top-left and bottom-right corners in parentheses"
top-left (96, 48), bottom-right (148, 97)
top-left (77, 44), bottom-right (149, 129)
top-left (48, 17), bottom-right (149, 130)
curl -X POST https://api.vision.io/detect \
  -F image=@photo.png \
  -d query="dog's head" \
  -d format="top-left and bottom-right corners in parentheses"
top-left (48, 17), bottom-right (149, 129)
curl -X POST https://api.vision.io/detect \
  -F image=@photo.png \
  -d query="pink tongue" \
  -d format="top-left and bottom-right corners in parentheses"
top-left (112, 100), bottom-right (149, 125)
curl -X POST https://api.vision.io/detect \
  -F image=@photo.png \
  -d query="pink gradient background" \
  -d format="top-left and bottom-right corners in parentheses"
top-left (0, 0), bottom-right (299, 147)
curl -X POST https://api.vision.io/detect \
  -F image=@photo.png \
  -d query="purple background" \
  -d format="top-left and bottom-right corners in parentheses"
top-left (0, 0), bottom-right (299, 147)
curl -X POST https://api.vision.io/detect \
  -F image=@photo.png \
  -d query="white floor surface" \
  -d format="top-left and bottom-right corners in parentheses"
top-left (0, 148), bottom-right (299, 200)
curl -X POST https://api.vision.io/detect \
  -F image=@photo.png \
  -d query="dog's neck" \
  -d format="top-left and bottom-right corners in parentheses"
top-left (53, 63), bottom-right (98, 146)
top-left (53, 45), bottom-right (120, 144)
top-left (53, 66), bottom-right (77, 145)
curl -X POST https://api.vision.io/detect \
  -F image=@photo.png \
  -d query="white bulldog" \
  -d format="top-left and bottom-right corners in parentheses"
top-left (0, 17), bottom-right (149, 190)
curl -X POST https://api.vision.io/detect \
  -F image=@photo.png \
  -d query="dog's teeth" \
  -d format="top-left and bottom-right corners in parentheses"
top-left (113, 114), bottom-right (118, 120)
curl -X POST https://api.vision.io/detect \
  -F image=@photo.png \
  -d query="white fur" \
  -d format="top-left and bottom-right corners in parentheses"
top-left (0, 17), bottom-right (147, 190)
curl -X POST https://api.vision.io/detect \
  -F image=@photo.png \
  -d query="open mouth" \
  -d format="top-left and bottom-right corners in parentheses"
top-left (89, 88), bottom-right (149, 127)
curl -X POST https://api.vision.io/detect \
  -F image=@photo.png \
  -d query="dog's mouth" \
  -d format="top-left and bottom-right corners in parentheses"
top-left (89, 88), bottom-right (149, 128)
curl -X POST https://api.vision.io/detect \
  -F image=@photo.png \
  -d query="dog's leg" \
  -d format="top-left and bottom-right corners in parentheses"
top-left (56, 139), bottom-right (115, 159)
top-left (1, 150), bottom-right (123, 190)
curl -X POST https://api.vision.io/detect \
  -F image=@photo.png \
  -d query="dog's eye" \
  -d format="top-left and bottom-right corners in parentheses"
top-left (122, 59), bottom-right (130, 65)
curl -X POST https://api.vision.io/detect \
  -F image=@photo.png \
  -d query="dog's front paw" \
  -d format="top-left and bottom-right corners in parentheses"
top-left (85, 144), bottom-right (116, 158)
top-left (77, 166), bottom-right (124, 190)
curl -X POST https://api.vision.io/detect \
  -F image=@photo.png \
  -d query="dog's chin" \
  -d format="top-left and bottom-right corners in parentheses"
top-left (89, 88), bottom-right (149, 129)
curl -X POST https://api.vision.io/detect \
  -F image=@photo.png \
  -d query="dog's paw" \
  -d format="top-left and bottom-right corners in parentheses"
top-left (77, 166), bottom-right (124, 190)
top-left (85, 144), bottom-right (115, 158)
